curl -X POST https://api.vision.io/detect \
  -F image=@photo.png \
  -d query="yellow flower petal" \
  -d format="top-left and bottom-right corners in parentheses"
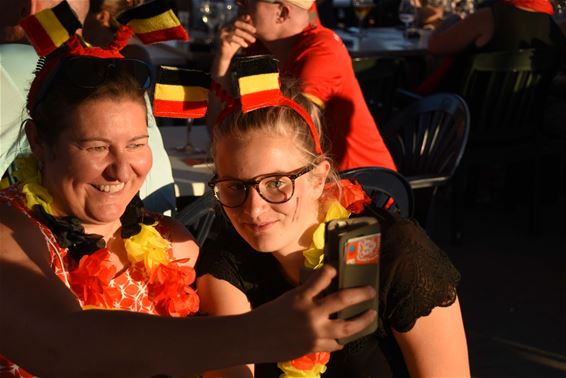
top-left (277, 361), bottom-right (328, 378)
top-left (324, 201), bottom-right (350, 222)
top-left (13, 155), bottom-right (41, 184)
top-left (124, 223), bottom-right (170, 273)
top-left (21, 182), bottom-right (54, 215)
top-left (302, 201), bottom-right (351, 270)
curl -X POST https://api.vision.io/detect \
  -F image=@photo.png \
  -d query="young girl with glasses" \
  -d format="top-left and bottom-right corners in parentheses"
top-left (198, 81), bottom-right (470, 378)
top-left (0, 4), bottom-right (377, 376)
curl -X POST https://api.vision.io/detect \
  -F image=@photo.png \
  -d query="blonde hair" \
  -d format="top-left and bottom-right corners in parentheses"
top-left (211, 80), bottom-right (341, 200)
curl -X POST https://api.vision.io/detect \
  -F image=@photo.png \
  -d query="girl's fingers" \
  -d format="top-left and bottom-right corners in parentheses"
top-left (318, 285), bottom-right (376, 315)
top-left (298, 265), bottom-right (337, 299)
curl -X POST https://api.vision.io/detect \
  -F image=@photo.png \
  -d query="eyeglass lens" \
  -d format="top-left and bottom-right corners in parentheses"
top-left (213, 175), bottom-right (295, 207)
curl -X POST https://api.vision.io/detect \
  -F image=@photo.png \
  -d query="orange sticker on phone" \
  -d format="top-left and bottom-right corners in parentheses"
top-left (344, 234), bottom-right (380, 265)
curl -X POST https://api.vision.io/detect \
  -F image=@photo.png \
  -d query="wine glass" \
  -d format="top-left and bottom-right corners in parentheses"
top-left (176, 118), bottom-right (195, 153)
top-left (200, 0), bottom-right (225, 43)
top-left (352, 0), bottom-right (375, 39)
top-left (398, 0), bottom-right (417, 37)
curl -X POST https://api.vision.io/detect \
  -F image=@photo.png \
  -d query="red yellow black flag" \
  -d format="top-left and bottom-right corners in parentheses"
top-left (20, 0), bottom-right (82, 56)
top-left (117, 0), bottom-right (188, 44)
top-left (153, 66), bottom-right (210, 118)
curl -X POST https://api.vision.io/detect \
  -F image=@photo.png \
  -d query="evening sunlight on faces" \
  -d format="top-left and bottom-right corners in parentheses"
top-left (37, 98), bottom-right (152, 225)
top-left (214, 131), bottom-right (329, 255)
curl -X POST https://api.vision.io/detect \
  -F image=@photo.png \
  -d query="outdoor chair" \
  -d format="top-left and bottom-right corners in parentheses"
top-left (175, 190), bottom-right (217, 247)
top-left (381, 93), bottom-right (470, 235)
top-left (452, 48), bottom-right (560, 240)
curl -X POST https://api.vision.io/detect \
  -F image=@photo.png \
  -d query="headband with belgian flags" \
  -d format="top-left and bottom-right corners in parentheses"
top-left (20, 0), bottom-right (189, 113)
top-left (153, 55), bottom-right (323, 155)
top-left (153, 67), bottom-right (212, 118)
top-left (20, 0), bottom-right (82, 57)
top-left (21, 0), bottom-right (188, 58)
top-left (116, 0), bottom-right (188, 44)
top-left (232, 55), bottom-right (322, 155)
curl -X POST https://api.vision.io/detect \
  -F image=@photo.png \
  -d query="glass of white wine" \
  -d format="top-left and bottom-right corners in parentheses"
top-left (398, 0), bottom-right (417, 37)
top-left (352, 0), bottom-right (375, 39)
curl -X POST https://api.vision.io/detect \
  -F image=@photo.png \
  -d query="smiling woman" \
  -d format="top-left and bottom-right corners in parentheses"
top-left (0, 3), bottom-right (379, 377)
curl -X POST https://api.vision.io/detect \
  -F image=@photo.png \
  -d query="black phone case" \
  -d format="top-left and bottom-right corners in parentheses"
top-left (324, 217), bottom-right (380, 345)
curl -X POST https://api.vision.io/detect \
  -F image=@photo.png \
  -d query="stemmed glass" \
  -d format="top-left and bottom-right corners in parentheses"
top-left (176, 118), bottom-right (195, 152)
top-left (200, 0), bottom-right (225, 43)
top-left (398, 0), bottom-right (417, 37)
top-left (176, 118), bottom-right (207, 156)
top-left (352, 0), bottom-right (375, 39)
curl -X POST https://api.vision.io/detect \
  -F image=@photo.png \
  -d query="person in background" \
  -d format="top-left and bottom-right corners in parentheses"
top-left (83, 0), bottom-right (151, 62)
top-left (418, 0), bottom-right (566, 93)
top-left (197, 60), bottom-right (469, 377)
top-left (0, 0), bottom-right (177, 215)
top-left (209, 0), bottom-right (397, 172)
top-left (0, 20), bottom-right (377, 378)
top-left (415, 0), bottom-right (446, 28)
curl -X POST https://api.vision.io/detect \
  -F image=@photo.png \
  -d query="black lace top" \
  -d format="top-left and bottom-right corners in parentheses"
top-left (197, 208), bottom-right (461, 377)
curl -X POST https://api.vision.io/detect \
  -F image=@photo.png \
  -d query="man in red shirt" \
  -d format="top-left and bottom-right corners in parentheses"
top-left (209, 0), bottom-right (396, 171)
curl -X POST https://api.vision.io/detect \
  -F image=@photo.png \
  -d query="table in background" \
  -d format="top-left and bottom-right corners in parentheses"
top-left (159, 125), bottom-right (214, 197)
top-left (334, 27), bottom-right (432, 58)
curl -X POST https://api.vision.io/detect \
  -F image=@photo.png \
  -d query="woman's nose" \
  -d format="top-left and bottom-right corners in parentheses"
top-left (242, 186), bottom-right (268, 217)
top-left (105, 152), bottom-right (132, 182)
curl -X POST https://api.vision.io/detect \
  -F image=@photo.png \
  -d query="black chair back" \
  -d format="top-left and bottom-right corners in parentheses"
top-left (460, 48), bottom-right (558, 143)
top-left (383, 93), bottom-right (470, 184)
top-left (381, 93), bottom-right (470, 233)
top-left (175, 191), bottom-right (217, 247)
top-left (340, 166), bottom-right (414, 218)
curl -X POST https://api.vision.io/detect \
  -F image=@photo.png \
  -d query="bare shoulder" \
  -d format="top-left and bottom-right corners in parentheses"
top-left (428, 8), bottom-right (494, 55)
top-left (0, 202), bottom-right (50, 267)
top-left (159, 215), bottom-right (199, 267)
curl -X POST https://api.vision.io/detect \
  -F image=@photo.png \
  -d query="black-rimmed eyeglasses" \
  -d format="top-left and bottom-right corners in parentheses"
top-left (208, 165), bottom-right (314, 208)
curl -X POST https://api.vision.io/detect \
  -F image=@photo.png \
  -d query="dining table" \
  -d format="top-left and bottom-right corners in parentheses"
top-left (159, 125), bottom-right (214, 197)
top-left (145, 26), bottom-right (431, 67)
top-left (333, 26), bottom-right (432, 58)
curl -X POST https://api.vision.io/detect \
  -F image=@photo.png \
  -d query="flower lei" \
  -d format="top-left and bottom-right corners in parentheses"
top-left (13, 155), bottom-right (199, 317)
top-left (277, 179), bottom-right (371, 378)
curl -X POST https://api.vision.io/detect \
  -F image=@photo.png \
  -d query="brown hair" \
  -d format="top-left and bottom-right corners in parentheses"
top-left (29, 66), bottom-right (146, 145)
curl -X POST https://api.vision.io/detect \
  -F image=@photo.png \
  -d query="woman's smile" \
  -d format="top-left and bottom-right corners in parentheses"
top-left (91, 182), bottom-right (126, 193)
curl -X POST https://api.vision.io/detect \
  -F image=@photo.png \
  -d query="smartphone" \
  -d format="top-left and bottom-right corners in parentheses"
top-left (324, 216), bottom-right (380, 344)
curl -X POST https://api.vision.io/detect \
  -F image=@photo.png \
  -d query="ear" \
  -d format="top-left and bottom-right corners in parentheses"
top-left (24, 120), bottom-right (47, 159)
top-left (310, 159), bottom-right (330, 200)
top-left (95, 9), bottom-right (112, 28)
top-left (277, 3), bottom-right (290, 22)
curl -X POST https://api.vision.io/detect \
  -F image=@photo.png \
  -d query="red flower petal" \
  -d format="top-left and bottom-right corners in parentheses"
top-left (148, 262), bottom-right (200, 317)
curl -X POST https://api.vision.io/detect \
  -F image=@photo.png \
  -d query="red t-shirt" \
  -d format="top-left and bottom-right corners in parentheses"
top-left (281, 25), bottom-right (397, 172)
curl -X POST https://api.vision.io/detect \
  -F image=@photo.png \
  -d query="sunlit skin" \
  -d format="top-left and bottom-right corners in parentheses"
top-left (36, 98), bottom-right (152, 236)
top-left (214, 131), bottom-right (327, 259)
top-left (237, 0), bottom-right (281, 42)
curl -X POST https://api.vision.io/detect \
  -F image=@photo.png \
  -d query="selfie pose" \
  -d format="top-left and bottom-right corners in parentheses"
top-left (0, 3), bottom-right (376, 377)
top-left (197, 56), bottom-right (470, 377)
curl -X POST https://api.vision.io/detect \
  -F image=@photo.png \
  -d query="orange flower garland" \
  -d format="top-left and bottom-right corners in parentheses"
top-left (16, 155), bottom-right (200, 317)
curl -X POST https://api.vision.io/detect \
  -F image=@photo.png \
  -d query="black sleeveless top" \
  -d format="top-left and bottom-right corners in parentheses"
top-left (196, 208), bottom-right (461, 377)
